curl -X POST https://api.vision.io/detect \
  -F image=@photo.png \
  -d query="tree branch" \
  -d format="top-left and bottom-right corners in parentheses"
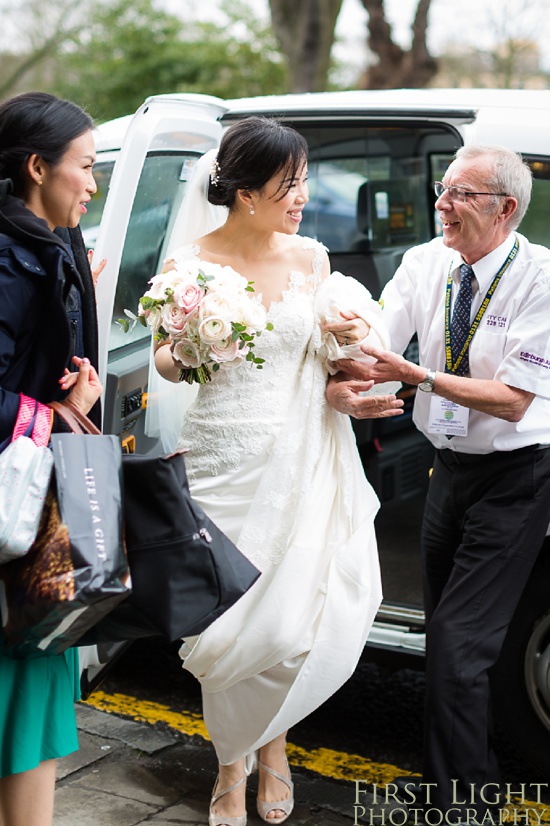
top-left (359, 0), bottom-right (437, 89)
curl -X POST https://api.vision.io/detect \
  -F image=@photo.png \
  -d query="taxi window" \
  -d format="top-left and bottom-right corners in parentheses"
top-left (79, 159), bottom-right (116, 250)
top-left (295, 123), bottom-right (458, 253)
top-left (521, 158), bottom-right (550, 247)
top-left (108, 152), bottom-right (198, 352)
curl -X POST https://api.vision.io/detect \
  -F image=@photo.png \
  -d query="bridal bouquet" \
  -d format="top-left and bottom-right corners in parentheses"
top-left (119, 261), bottom-right (273, 384)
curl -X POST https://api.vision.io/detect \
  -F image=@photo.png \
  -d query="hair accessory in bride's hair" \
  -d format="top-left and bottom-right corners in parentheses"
top-left (210, 156), bottom-right (221, 187)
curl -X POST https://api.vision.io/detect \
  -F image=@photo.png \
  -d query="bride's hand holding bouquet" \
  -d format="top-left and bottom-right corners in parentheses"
top-left (119, 259), bottom-right (273, 385)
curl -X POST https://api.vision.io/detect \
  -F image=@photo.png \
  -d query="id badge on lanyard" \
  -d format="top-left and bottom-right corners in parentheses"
top-left (427, 239), bottom-right (519, 438)
top-left (428, 397), bottom-right (469, 437)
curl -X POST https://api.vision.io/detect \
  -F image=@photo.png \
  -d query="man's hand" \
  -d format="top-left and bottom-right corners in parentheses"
top-left (326, 371), bottom-right (404, 419)
top-left (359, 345), bottom-right (423, 385)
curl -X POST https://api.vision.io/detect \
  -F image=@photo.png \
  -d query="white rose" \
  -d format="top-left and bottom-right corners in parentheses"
top-left (145, 273), bottom-right (167, 300)
top-left (144, 306), bottom-right (163, 333)
top-left (211, 266), bottom-right (249, 293)
top-left (239, 296), bottom-right (267, 331)
top-left (171, 338), bottom-right (202, 368)
top-left (199, 292), bottom-right (235, 324)
top-left (198, 316), bottom-right (232, 344)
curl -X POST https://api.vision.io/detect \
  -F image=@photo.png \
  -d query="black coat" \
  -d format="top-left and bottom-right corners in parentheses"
top-left (0, 179), bottom-right (100, 442)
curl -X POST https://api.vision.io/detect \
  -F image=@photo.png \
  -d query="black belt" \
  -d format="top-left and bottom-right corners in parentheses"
top-left (437, 444), bottom-right (544, 466)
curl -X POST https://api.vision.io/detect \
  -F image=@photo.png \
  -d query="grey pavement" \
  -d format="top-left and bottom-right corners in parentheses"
top-left (54, 704), bottom-right (401, 825)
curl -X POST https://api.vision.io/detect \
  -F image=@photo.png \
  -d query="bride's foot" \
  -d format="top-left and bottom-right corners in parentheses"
top-left (209, 762), bottom-right (247, 826)
top-left (257, 743), bottom-right (294, 824)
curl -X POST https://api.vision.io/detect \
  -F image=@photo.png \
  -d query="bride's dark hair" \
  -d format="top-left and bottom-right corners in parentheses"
top-left (208, 116), bottom-right (308, 208)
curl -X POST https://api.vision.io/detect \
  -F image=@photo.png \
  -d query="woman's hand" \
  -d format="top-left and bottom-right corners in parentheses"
top-left (322, 310), bottom-right (370, 346)
top-left (154, 340), bottom-right (181, 382)
top-left (87, 250), bottom-right (107, 288)
top-left (58, 356), bottom-right (103, 413)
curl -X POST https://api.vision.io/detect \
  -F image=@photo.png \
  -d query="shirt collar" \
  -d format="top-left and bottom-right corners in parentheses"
top-left (450, 233), bottom-right (516, 293)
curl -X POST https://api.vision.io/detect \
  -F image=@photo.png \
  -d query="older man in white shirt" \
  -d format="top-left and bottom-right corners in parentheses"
top-left (327, 144), bottom-right (550, 824)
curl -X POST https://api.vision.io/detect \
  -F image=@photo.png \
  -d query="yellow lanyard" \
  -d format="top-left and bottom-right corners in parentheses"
top-left (444, 238), bottom-right (519, 374)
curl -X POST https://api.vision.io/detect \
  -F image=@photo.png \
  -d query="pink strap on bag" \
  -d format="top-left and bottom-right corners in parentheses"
top-left (11, 394), bottom-right (52, 448)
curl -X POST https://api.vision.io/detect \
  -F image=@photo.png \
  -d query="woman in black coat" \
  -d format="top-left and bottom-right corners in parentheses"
top-left (0, 92), bottom-right (102, 826)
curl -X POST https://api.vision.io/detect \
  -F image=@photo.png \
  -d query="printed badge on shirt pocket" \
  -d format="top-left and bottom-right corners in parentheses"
top-left (482, 312), bottom-right (510, 333)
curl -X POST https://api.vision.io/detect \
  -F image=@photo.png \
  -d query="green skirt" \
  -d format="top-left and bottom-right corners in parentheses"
top-left (0, 634), bottom-right (80, 777)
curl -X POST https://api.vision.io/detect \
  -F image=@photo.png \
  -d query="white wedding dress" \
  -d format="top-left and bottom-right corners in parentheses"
top-left (171, 236), bottom-right (383, 770)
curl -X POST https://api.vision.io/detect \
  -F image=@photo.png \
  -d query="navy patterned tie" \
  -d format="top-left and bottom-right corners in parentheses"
top-left (451, 263), bottom-right (474, 376)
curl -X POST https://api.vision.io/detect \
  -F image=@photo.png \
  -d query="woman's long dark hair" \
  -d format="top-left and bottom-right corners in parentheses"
top-left (208, 116), bottom-right (308, 209)
top-left (0, 92), bottom-right (93, 195)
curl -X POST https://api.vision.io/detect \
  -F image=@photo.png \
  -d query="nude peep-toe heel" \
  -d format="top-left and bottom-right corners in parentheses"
top-left (209, 775), bottom-right (247, 826)
top-left (256, 760), bottom-right (294, 824)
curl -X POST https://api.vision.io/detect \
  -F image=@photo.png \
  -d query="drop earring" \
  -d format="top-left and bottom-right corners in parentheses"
top-left (249, 207), bottom-right (255, 215)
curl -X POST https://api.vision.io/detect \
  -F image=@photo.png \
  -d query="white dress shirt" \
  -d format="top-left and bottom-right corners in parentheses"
top-left (381, 232), bottom-right (550, 453)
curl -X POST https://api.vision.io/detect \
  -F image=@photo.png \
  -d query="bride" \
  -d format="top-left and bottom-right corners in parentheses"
top-left (151, 116), bottom-right (399, 826)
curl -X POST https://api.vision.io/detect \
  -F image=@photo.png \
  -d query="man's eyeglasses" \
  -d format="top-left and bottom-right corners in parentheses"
top-left (434, 182), bottom-right (509, 202)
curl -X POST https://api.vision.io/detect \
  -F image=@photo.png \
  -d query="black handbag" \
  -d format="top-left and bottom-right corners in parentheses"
top-left (53, 403), bottom-right (261, 643)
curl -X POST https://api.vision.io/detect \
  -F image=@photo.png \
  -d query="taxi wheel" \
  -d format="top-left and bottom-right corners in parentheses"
top-left (491, 538), bottom-right (550, 778)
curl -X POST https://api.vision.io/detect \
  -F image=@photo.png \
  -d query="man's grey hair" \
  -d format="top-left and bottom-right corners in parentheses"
top-left (454, 144), bottom-right (532, 230)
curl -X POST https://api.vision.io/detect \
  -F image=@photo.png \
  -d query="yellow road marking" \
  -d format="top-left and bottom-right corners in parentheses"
top-left (84, 691), bottom-right (550, 824)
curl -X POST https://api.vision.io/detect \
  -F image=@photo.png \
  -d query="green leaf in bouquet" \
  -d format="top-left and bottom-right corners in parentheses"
top-left (115, 308), bottom-right (140, 334)
top-left (197, 270), bottom-right (215, 288)
top-left (153, 325), bottom-right (169, 342)
top-left (116, 318), bottom-right (131, 333)
top-left (139, 295), bottom-right (165, 317)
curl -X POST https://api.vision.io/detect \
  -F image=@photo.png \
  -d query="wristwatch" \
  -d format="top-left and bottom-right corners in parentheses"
top-left (418, 368), bottom-right (437, 393)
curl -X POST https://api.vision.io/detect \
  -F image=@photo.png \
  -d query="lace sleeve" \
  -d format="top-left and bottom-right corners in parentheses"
top-left (299, 236), bottom-right (329, 290)
top-left (164, 243), bottom-right (200, 268)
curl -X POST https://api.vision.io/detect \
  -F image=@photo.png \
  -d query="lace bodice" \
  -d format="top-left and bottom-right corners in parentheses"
top-left (168, 235), bottom-right (388, 568)
top-left (177, 237), bottom-right (327, 476)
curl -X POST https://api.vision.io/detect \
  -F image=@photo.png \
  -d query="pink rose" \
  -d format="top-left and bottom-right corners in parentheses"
top-left (209, 338), bottom-right (243, 364)
top-left (161, 303), bottom-right (187, 336)
top-left (174, 282), bottom-right (204, 315)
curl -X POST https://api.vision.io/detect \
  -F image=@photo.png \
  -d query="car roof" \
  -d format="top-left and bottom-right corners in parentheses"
top-left (224, 88), bottom-right (550, 118)
top-left (221, 88), bottom-right (550, 156)
top-left (94, 114), bottom-right (133, 152)
top-left (94, 89), bottom-right (550, 158)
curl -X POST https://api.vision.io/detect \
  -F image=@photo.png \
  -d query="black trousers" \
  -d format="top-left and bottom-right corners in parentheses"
top-left (420, 445), bottom-right (550, 820)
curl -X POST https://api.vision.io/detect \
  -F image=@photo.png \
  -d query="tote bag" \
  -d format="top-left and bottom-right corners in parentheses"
top-left (0, 395), bottom-right (53, 563)
top-left (52, 403), bottom-right (261, 644)
top-left (0, 416), bottom-right (129, 658)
